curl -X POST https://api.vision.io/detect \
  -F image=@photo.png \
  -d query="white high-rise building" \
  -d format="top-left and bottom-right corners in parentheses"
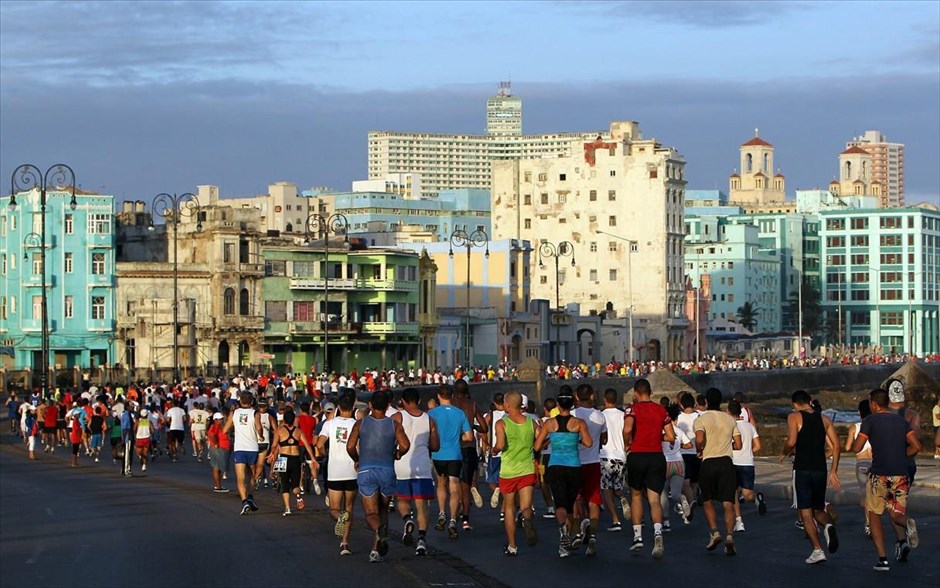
top-left (845, 130), bottom-right (905, 208)
top-left (367, 83), bottom-right (612, 197)
top-left (491, 121), bottom-right (689, 363)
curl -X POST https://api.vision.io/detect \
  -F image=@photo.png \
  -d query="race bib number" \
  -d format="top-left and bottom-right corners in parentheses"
top-left (273, 456), bottom-right (288, 473)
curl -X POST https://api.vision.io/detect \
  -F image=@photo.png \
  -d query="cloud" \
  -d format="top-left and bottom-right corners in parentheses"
top-left (557, 0), bottom-right (814, 29)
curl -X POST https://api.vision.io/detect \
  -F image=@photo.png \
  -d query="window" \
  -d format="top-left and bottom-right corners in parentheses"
top-left (92, 253), bottom-right (105, 274)
top-left (851, 235), bottom-right (869, 247)
top-left (608, 190), bottom-right (616, 201)
top-left (239, 288), bottom-right (250, 315)
top-left (609, 269), bottom-right (618, 281)
top-left (608, 216), bottom-right (616, 227)
top-left (589, 190), bottom-right (597, 202)
top-left (65, 252), bottom-right (73, 273)
top-left (0, 254), bottom-right (5, 275)
top-left (826, 236), bottom-right (845, 248)
top-left (524, 171), bottom-right (532, 182)
top-left (826, 218), bottom-right (845, 230)
top-left (850, 311), bottom-right (870, 326)
top-left (558, 193), bottom-right (566, 204)
top-left (293, 261), bottom-right (314, 277)
top-left (32, 295), bottom-right (42, 319)
top-left (850, 254), bottom-right (869, 265)
top-left (610, 170), bottom-right (616, 177)
top-left (880, 311), bottom-right (903, 325)
top-left (64, 295), bottom-right (73, 319)
top-left (828, 254), bottom-right (845, 265)
top-left (851, 289), bottom-right (870, 301)
top-left (540, 193), bottom-right (548, 205)
top-left (88, 214), bottom-right (111, 234)
top-left (850, 217), bottom-right (868, 230)
top-left (293, 300), bottom-right (315, 321)
top-left (880, 234), bottom-right (902, 247)
top-left (224, 243), bottom-right (234, 263)
top-left (538, 173), bottom-right (547, 182)
top-left (608, 242), bottom-right (617, 252)
top-left (223, 288), bottom-right (235, 315)
top-left (0, 216), bottom-right (5, 236)
top-left (879, 217), bottom-right (901, 229)
top-left (65, 214), bottom-right (73, 234)
top-left (524, 219), bottom-right (531, 229)
top-left (589, 269), bottom-right (598, 281)
top-left (728, 293), bottom-right (735, 302)
top-left (559, 173), bottom-right (566, 181)
top-left (524, 194), bottom-right (531, 205)
top-left (264, 260), bottom-right (286, 276)
top-left (91, 296), bottom-right (105, 320)
top-left (540, 275), bottom-right (547, 284)
top-left (32, 252), bottom-right (42, 275)
top-left (590, 242), bottom-right (597, 253)
top-left (0, 296), bottom-right (5, 320)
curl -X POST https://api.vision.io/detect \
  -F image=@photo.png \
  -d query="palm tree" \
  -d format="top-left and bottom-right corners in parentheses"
top-left (784, 277), bottom-right (823, 340)
top-left (736, 301), bottom-right (761, 332)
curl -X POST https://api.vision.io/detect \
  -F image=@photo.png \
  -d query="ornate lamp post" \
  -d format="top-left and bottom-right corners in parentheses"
top-left (449, 228), bottom-right (489, 371)
top-left (9, 164), bottom-right (77, 398)
top-left (305, 213), bottom-right (349, 375)
top-left (149, 192), bottom-right (201, 384)
top-left (538, 241), bottom-right (575, 364)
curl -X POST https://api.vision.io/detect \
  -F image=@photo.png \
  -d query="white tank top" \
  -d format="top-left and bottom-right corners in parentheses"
top-left (259, 411), bottom-right (272, 444)
top-left (136, 418), bottom-right (151, 440)
top-left (489, 409), bottom-right (506, 457)
top-left (395, 411), bottom-right (432, 480)
top-left (233, 407), bottom-right (259, 452)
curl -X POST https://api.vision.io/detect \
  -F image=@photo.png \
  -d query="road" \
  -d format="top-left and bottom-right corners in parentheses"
top-left (1, 432), bottom-right (938, 588)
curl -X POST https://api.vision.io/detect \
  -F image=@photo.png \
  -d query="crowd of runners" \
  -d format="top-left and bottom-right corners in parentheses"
top-left (6, 376), bottom-right (928, 572)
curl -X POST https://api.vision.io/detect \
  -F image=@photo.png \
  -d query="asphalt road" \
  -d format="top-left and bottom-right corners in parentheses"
top-left (2, 432), bottom-right (938, 588)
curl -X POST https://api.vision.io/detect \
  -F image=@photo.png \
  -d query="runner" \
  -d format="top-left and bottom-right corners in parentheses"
top-left (539, 397), bottom-right (558, 520)
top-left (88, 405), bottom-right (106, 462)
top-left (267, 407), bottom-right (317, 516)
top-left (852, 388), bottom-right (922, 571)
top-left (393, 387), bottom-right (440, 556)
top-left (317, 393), bottom-right (360, 555)
top-left (224, 392), bottom-right (263, 515)
top-left (599, 388), bottom-right (629, 532)
top-left (207, 411), bottom-right (231, 492)
top-left (534, 390), bottom-right (592, 558)
top-left (164, 397), bottom-right (187, 462)
top-left (676, 392), bottom-right (700, 522)
top-left (346, 390), bottom-right (411, 563)
top-left (492, 391), bottom-right (539, 556)
top-left (660, 404), bottom-right (689, 532)
top-left (41, 397), bottom-right (58, 453)
top-left (190, 402), bottom-right (211, 461)
top-left (253, 401), bottom-right (277, 489)
top-left (571, 383), bottom-right (607, 557)
top-left (623, 378), bottom-right (676, 559)
top-left (844, 399), bottom-right (873, 537)
top-left (484, 393), bottom-right (506, 512)
top-left (429, 384), bottom-right (473, 539)
top-left (729, 399), bottom-right (761, 532)
top-left (68, 405), bottom-right (85, 468)
top-left (780, 389), bottom-right (841, 565)
top-left (453, 379), bottom-right (488, 531)
top-left (134, 408), bottom-right (152, 472)
top-left (694, 388), bottom-right (743, 555)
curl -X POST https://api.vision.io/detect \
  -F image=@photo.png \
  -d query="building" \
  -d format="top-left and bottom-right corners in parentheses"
top-left (728, 130), bottom-right (786, 206)
top-left (819, 204), bottom-right (939, 355)
top-left (224, 182), bottom-right (330, 237)
top-left (845, 130), bottom-right (905, 208)
top-left (491, 121), bottom-right (688, 362)
top-left (1, 188), bottom-right (115, 387)
top-left (828, 145), bottom-right (886, 204)
top-left (368, 83), bottom-right (613, 197)
top-left (260, 239), bottom-right (426, 374)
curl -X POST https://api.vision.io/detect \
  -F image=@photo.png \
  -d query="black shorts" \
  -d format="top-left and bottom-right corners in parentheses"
top-left (326, 479), bottom-right (359, 492)
top-left (547, 465), bottom-right (581, 513)
top-left (460, 446), bottom-right (479, 484)
top-left (278, 455), bottom-right (302, 490)
top-left (168, 430), bottom-right (184, 444)
top-left (682, 453), bottom-right (702, 483)
top-left (57, 420), bottom-right (66, 431)
top-left (626, 452), bottom-right (666, 494)
top-left (794, 469), bottom-right (827, 511)
top-left (43, 426), bottom-right (56, 435)
top-left (434, 459), bottom-right (462, 479)
top-left (699, 457), bottom-right (737, 503)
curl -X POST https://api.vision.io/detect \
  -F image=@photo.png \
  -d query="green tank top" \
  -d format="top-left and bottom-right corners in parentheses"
top-left (499, 415), bottom-right (535, 479)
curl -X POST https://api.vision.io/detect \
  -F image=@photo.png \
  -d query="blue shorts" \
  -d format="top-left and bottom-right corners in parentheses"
top-left (90, 433), bottom-right (103, 449)
top-left (359, 466), bottom-right (396, 499)
top-left (396, 478), bottom-right (435, 500)
top-left (735, 465), bottom-right (756, 490)
top-left (486, 456), bottom-right (501, 485)
top-left (233, 450), bottom-right (258, 466)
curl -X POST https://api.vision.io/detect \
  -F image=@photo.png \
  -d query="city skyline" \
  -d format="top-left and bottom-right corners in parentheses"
top-left (1, 1), bottom-right (938, 203)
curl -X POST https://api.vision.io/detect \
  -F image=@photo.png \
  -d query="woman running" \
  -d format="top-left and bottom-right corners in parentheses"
top-left (267, 407), bottom-right (317, 516)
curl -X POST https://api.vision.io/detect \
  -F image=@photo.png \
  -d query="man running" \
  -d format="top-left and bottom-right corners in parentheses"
top-left (317, 393), bottom-right (359, 555)
top-left (393, 388), bottom-right (440, 556)
top-left (207, 411), bottom-right (231, 492)
top-left (694, 388), bottom-right (742, 555)
top-left (729, 399), bottom-right (761, 532)
top-left (190, 402), bottom-right (211, 461)
top-left (492, 391), bottom-right (539, 556)
top-left (453, 379), bottom-right (488, 531)
top-left (781, 389), bottom-right (841, 565)
top-left (429, 384), bottom-right (473, 539)
top-left (164, 397), bottom-right (187, 462)
top-left (253, 401), bottom-right (277, 489)
top-left (346, 390), bottom-right (410, 563)
top-left (224, 392), bottom-right (263, 515)
top-left (852, 388), bottom-right (921, 571)
top-left (484, 393), bottom-right (506, 511)
top-left (571, 384), bottom-right (607, 557)
top-left (599, 388), bottom-right (629, 532)
top-left (624, 378), bottom-right (676, 559)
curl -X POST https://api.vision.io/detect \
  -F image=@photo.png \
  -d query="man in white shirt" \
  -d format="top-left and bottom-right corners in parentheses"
top-left (189, 402), bottom-right (211, 461)
top-left (571, 384), bottom-right (608, 556)
top-left (599, 388), bottom-right (628, 531)
top-left (316, 393), bottom-right (360, 555)
top-left (730, 399), bottom-right (761, 532)
top-left (164, 398), bottom-right (188, 462)
top-left (676, 392), bottom-right (701, 522)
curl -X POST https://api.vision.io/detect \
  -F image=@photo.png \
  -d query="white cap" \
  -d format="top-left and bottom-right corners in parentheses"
top-left (212, 412), bottom-right (224, 420)
top-left (140, 409), bottom-right (149, 417)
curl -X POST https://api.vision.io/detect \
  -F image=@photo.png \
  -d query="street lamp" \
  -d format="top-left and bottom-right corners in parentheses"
top-left (149, 192), bottom-right (201, 384)
top-left (596, 229), bottom-right (637, 363)
top-left (538, 241), bottom-right (575, 364)
top-left (305, 213), bottom-right (349, 375)
top-left (449, 228), bottom-right (489, 372)
top-left (9, 164), bottom-right (77, 399)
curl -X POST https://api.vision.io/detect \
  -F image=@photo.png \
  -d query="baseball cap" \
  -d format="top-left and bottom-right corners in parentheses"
top-left (212, 412), bottom-right (224, 420)
top-left (887, 380), bottom-right (905, 404)
top-left (323, 402), bottom-right (336, 412)
top-left (140, 409), bottom-right (149, 417)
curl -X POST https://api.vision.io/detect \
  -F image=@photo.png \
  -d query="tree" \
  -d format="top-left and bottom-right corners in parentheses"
top-left (784, 277), bottom-right (823, 341)
top-left (736, 301), bottom-right (761, 332)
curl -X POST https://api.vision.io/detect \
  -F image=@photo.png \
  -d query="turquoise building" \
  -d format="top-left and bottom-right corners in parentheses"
top-left (1, 189), bottom-right (116, 387)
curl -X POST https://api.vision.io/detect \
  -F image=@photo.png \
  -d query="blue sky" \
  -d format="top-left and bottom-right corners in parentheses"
top-left (1, 1), bottom-right (938, 202)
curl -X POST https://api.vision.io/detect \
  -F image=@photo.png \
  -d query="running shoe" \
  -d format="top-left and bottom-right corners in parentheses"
top-left (906, 518), bottom-right (919, 549)
top-left (193, 451), bottom-right (197, 457)
top-left (499, 512), bottom-right (505, 522)
top-left (706, 531), bottom-right (722, 551)
top-left (805, 549), bottom-right (826, 565)
top-left (864, 525), bottom-right (871, 539)
top-left (896, 541), bottom-right (910, 563)
top-left (652, 534), bottom-right (664, 559)
top-left (435, 512), bottom-right (446, 532)
top-left (630, 537), bottom-right (643, 551)
top-left (282, 508), bottom-right (292, 517)
top-left (680, 497), bottom-right (692, 524)
top-left (570, 534), bottom-right (583, 550)
top-left (503, 545), bottom-right (518, 557)
top-left (141, 463), bottom-right (147, 472)
top-left (403, 519), bottom-right (416, 547)
top-left (462, 519), bottom-right (473, 531)
top-left (607, 522), bottom-right (623, 532)
top-left (313, 478), bottom-right (322, 496)
top-left (471, 487), bottom-right (483, 508)
top-left (240, 502), bottom-right (251, 516)
top-left (873, 559), bottom-right (890, 572)
top-left (794, 519), bottom-right (805, 530)
top-left (247, 497), bottom-right (259, 512)
top-left (756, 492), bottom-right (767, 516)
top-left (263, 478), bottom-right (270, 488)
top-left (523, 517), bottom-right (538, 547)
top-left (542, 507), bottom-right (556, 520)
top-left (663, 521), bottom-right (671, 532)
top-left (621, 496), bottom-right (631, 518)
top-left (415, 538), bottom-right (427, 556)
top-left (447, 519), bottom-right (458, 540)
top-left (734, 519), bottom-right (746, 533)
top-left (579, 518), bottom-right (591, 539)
top-left (369, 550), bottom-right (383, 563)
top-left (334, 511), bottom-right (349, 537)
top-left (296, 496), bottom-right (305, 510)
top-left (823, 523), bottom-right (838, 554)
top-left (340, 543), bottom-right (352, 556)
top-left (490, 489), bottom-right (500, 509)
top-left (585, 535), bottom-right (597, 557)
top-left (725, 538), bottom-right (736, 557)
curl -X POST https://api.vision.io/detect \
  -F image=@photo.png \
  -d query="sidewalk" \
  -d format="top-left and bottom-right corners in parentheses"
top-left (755, 455), bottom-right (940, 515)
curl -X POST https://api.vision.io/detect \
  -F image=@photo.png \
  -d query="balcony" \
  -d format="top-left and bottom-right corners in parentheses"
top-left (23, 235), bottom-right (56, 249)
top-left (221, 262), bottom-right (264, 276)
top-left (89, 273), bottom-right (113, 287)
top-left (289, 276), bottom-right (418, 292)
top-left (289, 321), bottom-right (361, 335)
top-left (84, 233), bottom-right (113, 248)
top-left (361, 321), bottom-right (419, 336)
top-left (216, 314), bottom-right (265, 331)
top-left (22, 274), bottom-right (56, 288)
top-left (117, 314), bottom-right (137, 328)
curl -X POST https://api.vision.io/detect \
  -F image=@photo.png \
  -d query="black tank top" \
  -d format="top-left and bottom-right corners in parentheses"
top-left (555, 415), bottom-right (571, 430)
top-left (794, 410), bottom-right (827, 472)
top-left (283, 425), bottom-right (299, 447)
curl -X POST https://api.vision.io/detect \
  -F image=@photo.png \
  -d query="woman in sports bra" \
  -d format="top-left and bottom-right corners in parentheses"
top-left (267, 408), bottom-right (317, 516)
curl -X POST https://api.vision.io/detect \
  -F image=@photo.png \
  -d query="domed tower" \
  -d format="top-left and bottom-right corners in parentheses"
top-left (837, 145), bottom-right (880, 198)
top-left (729, 129), bottom-right (785, 204)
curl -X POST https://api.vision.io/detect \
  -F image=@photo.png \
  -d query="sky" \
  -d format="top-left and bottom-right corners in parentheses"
top-left (1, 1), bottom-right (938, 204)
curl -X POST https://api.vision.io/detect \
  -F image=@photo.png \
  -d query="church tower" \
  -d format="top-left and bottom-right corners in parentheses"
top-left (832, 145), bottom-right (881, 199)
top-left (729, 129), bottom-right (785, 204)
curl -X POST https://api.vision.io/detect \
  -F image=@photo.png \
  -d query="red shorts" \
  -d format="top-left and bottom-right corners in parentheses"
top-left (135, 438), bottom-right (151, 449)
top-left (499, 473), bottom-right (538, 495)
top-left (579, 462), bottom-right (602, 505)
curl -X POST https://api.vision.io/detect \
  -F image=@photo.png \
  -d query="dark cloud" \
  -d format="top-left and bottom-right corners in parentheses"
top-left (558, 0), bottom-right (814, 28)
top-left (2, 74), bottom-right (936, 204)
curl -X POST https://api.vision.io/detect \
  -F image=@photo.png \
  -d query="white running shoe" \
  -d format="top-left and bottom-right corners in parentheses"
top-left (805, 549), bottom-right (827, 565)
top-left (734, 519), bottom-right (746, 533)
top-left (471, 487), bottom-right (483, 509)
top-left (490, 488), bottom-right (501, 509)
